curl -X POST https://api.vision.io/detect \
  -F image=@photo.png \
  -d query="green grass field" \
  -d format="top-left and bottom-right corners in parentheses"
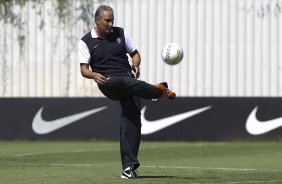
top-left (1, 141), bottom-right (282, 184)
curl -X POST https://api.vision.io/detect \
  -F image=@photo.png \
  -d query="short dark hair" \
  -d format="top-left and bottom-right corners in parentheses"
top-left (95, 5), bottom-right (114, 19)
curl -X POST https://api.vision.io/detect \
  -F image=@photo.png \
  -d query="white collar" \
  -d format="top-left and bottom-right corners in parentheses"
top-left (91, 26), bottom-right (113, 38)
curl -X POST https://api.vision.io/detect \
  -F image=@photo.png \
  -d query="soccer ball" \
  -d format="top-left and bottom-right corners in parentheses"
top-left (161, 42), bottom-right (184, 65)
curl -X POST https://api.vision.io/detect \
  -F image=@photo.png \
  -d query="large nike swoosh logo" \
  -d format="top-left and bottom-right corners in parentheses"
top-left (246, 106), bottom-right (282, 135)
top-left (141, 106), bottom-right (211, 135)
top-left (32, 106), bottom-right (107, 135)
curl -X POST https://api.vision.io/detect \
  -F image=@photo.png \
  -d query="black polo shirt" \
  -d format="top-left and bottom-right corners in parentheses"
top-left (81, 27), bottom-right (132, 76)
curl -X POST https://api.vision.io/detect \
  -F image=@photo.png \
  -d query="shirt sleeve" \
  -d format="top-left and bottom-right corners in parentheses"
top-left (78, 40), bottom-right (90, 64)
top-left (124, 30), bottom-right (138, 54)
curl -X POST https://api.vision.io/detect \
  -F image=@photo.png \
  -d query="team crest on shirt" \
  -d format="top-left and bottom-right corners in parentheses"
top-left (117, 38), bottom-right (121, 44)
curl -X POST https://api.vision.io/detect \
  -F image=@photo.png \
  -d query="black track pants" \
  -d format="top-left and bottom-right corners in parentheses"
top-left (119, 96), bottom-right (141, 170)
top-left (98, 75), bottom-right (163, 101)
top-left (98, 74), bottom-right (163, 170)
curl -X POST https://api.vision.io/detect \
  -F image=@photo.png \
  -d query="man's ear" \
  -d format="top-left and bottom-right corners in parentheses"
top-left (95, 18), bottom-right (99, 25)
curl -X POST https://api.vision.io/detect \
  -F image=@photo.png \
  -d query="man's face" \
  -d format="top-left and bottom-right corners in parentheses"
top-left (96, 10), bottom-right (114, 35)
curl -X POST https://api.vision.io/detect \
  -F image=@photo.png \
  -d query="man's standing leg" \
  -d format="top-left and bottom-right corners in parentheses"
top-left (120, 95), bottom-right (141, 179)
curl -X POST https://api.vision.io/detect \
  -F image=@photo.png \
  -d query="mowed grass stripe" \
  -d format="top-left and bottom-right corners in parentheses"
top-left (7, 162), bottom-right (282, 172)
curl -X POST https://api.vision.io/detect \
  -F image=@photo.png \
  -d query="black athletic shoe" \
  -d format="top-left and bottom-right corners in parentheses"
top-left (121, 168), bottom-right (140, 179)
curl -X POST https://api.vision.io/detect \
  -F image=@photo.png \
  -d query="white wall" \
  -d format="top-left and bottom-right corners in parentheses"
top-left (1, 0), bottom-right (282, 97)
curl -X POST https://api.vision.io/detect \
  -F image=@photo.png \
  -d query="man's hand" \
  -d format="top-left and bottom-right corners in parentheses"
top-left (92, 72), bottom-right (108, 85)
top-left (132, 65), bottom-right (140, 79)
top-left (80, 63), bottom-right (108, 85)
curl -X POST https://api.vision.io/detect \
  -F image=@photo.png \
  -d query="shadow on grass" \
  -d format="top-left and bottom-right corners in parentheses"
top-left (140, 175), bottom-right (195, 179)
top-left (140, 175), bottom-right (219, 180)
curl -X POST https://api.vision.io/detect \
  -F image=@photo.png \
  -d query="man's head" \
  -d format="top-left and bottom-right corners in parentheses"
top-left (94, 5), bottom-right (114, 36)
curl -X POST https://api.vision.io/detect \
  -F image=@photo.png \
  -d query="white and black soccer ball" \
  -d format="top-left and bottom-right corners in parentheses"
top-left (161, 42), bottom-right (184, 65)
